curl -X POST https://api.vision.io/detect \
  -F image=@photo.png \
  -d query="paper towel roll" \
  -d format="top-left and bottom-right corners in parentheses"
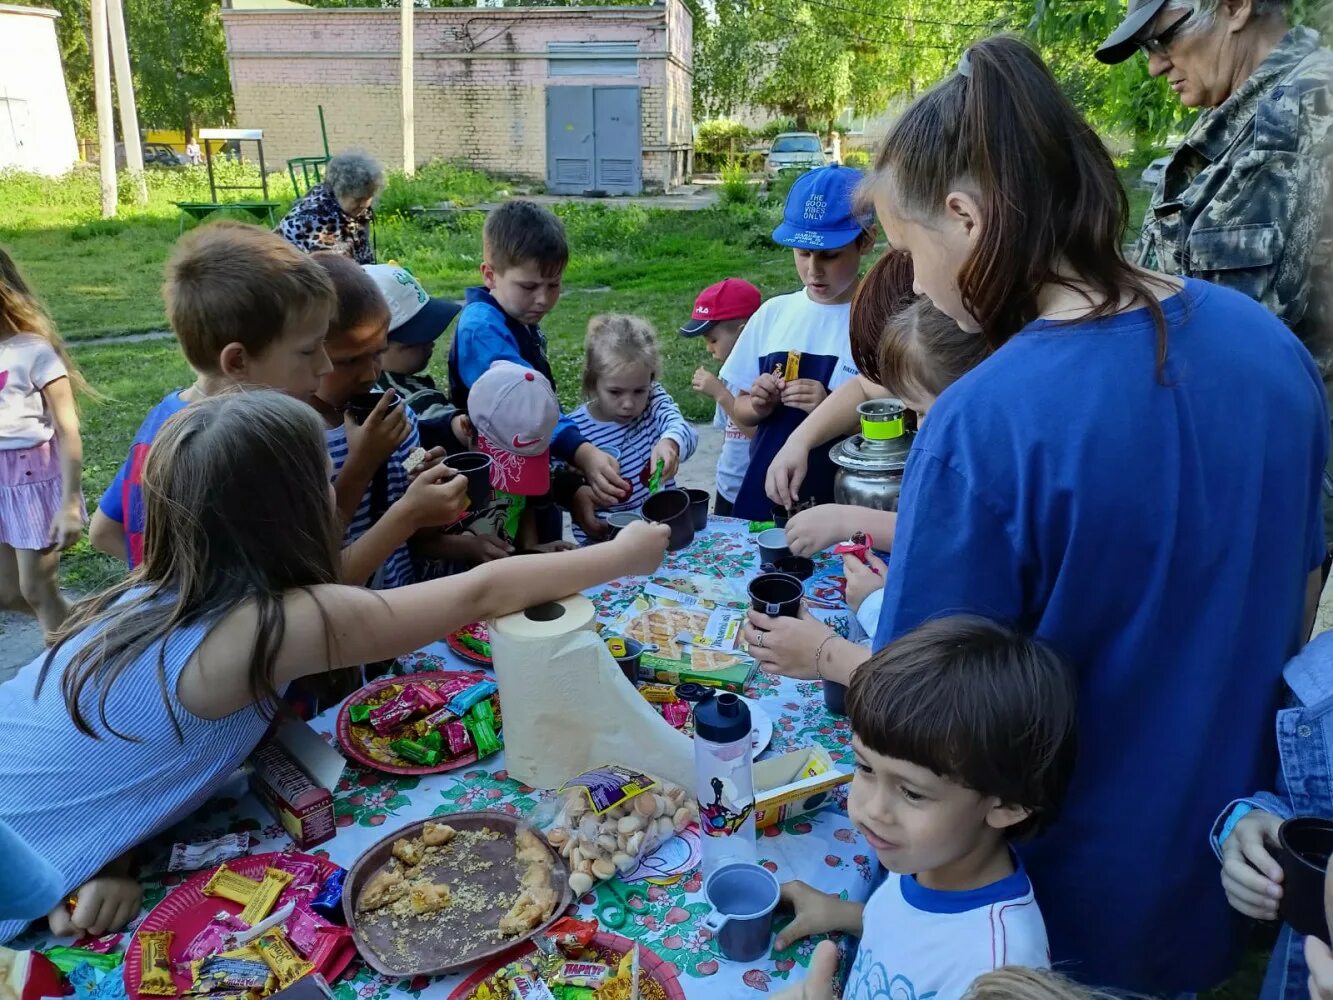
top-left (490, 595), bottom-right (695, 791)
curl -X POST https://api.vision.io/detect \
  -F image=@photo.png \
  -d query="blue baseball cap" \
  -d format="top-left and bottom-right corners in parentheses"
top-left (771, 165), bottom-right (870, 251)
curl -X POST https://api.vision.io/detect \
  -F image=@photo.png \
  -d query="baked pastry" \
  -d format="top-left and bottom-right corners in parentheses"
top-left (391, 837), bottom-right (424, 867)
top-left (422, 822), bottom-right (457, 847)
top-left (358, 869), bottom-right (407, 912)
top-left (409, 883), bottom-right (451, 914)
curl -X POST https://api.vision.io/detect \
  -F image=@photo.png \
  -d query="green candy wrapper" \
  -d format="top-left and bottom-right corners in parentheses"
top-left (389, 737), bottom-right (441, 766)
top-left (43, 948), bottom-right (124, 974)
top-left (749, 520), bottom-right (775, 532)
top-left (464, 699), bottom-right (502, 758)
top-left (348, 704), bottom-right (372, 724)
top-left (421, 729), bottom-right (443, 752)
top-left (552, 988), bottom-right (595, 1000)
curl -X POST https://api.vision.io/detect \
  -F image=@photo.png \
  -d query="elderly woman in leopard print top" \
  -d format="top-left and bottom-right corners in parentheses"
top-left (278, 151), bottom-right (384, 263)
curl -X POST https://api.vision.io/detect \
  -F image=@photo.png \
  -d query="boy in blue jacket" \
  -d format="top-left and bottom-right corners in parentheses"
top-left (449, 201), bottom-right (628, 542)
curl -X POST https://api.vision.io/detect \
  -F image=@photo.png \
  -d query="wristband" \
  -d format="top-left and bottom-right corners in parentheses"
top-left (1217, 802), bottom-right (1255, 848)
top-left (813, 631), bottom-right (838, 681)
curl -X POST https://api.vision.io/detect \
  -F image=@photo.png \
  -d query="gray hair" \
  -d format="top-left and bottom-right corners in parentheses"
top-left (324, 151), bottom-right (384, 200)
top-left (1163, 0), bottom-right (1290, 33)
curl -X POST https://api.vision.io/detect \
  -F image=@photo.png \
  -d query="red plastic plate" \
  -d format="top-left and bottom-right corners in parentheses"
top-left (335, 670), bottom-right (497, 776)
top-left (123, 852), bottom-right (351, 1000)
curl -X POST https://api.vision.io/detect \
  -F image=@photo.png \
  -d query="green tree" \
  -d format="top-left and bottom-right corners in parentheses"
top-left (124, 0), bottom-right (233, 135)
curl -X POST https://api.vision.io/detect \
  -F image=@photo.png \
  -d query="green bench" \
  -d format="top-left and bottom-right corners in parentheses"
top-left (172, 201), bottom-right (280, 232)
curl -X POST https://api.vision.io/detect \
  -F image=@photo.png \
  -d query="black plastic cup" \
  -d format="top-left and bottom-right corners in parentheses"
top-left (748, 573), bottom-right (803, 619)
top-left (447, 451), bottom-right (493, 510)
top-left (604, 635), bottom-right (645, 687)
top-left (823, 680), bottom-right (847, 716)
top-left (604, 510), bottom-right (643, 539)
top-left (774, 555), bottom-right (814, 581)
top-left (643, 488), bottom-right (696, 552)
top-left (771, 503), bottom-right (791, 528)
top-left (1279, 817), bottom-right (1333, 943)
top-left (344, 390), bottom-right (390, 421)
top-left (703, 862), bottom-right (781, 962)
top-left (757, 528), bottom-right (791, 565)
top-left (686, 489), bottom-right (710, 531)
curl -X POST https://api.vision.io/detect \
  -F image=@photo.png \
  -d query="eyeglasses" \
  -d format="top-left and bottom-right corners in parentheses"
top-left (1138, 9), bottom-right (1194, 57)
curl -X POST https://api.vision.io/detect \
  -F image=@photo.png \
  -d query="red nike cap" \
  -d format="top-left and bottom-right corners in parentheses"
top-left (467, 360), bottom-right (560, 496)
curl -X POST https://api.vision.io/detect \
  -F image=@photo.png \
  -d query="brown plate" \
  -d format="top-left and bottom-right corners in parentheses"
top-left (343, 811), bottom-right (573, 977)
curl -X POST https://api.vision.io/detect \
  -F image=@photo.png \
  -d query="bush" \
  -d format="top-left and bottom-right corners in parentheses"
top-left (695, 118), bottom-right (754, 156)
top-left (765, 167), bottom-right (808, 205)
top-left (841, 149), bottom-right (871, 170)
top-left (377, 161), bottom-right (511, 217)
top-left (757, 118), bottom-right (799, 139)
top-left (719, 162), bottom-right (756, 205)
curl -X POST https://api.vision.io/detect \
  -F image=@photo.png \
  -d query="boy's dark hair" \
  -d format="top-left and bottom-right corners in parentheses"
top-left (310, 252), bottom-right (390, 342)
top-left (847, 615), bottom-right (1077, 839)
top-left (164, 221), bottom-right (337, 374)
top-left (483, 200), bottom-right (569, 278)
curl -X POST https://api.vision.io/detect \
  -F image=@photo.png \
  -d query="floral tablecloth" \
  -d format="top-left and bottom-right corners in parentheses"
top-left (37, 518), bottom-right (875, 1000)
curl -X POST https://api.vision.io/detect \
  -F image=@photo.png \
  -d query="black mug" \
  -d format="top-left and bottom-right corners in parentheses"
top-left (344, 390), bottom-right (390, 422)
top-left (748, 573), bottom-right (803, 619)
top-left (1279, 817), bottom-right (1333, 943)
top-left (447, 452), bottom-right (494, 510)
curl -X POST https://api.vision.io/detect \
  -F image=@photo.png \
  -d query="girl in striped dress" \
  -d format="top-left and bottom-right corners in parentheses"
top-left (0, 249), bottom-right (87, 640)
top-left (568, 315), bottom-right (697, 542)
top-left (0, 390), bottom-right (670, 942)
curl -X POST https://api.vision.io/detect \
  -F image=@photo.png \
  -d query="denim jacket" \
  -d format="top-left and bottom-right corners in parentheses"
top-left (1210, 630), bottom-right (1333, 1000)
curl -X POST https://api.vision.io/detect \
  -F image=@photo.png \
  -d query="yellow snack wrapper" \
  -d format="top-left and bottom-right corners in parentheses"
top-left (783, 351), bottom-right (800, 382)
top-left (202, 865), bottom-right (262, 906)
top-left (254, 930), bottom-right (314, 988)
top-left (237, 867), bottom-right (294, 926)
top-left (138, 931), bottom-right (177, 996)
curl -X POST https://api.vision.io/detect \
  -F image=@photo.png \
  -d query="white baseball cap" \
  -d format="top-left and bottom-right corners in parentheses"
top-left (361, 264), bottom-right (462, 346)
top-left (468, 361), bottom-right (560, 495)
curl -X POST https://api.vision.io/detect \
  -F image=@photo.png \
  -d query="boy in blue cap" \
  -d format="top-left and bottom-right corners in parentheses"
top-left (720, 165), bottom-right (874, 520)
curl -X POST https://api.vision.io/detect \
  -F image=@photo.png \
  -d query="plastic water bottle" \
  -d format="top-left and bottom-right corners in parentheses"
top-left (693, 691), bottom-right (757, 878)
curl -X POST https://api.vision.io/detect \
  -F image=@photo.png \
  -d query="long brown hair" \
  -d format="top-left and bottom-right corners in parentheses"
top-left (39, 390), bottom-right (342, 740)
top-left (877, 297), bottom-right (992, 402)
top-left (849, 250), bottom-right (917, 381)
top-left (870, 35), bottom-right (1170, 371)
top-left (0, 247), bottom-right (93, 396)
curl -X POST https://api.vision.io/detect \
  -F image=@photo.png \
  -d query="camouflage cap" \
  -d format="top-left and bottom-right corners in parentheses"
top-left (1096, 0), bottom-right (1172, 64)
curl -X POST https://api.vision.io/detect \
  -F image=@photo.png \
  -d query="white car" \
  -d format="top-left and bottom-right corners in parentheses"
top-left (765, 133), bottom-right (830, 177)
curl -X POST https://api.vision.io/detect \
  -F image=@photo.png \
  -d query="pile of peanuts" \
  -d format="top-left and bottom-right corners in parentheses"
top-left (543, 785), bottom-right (697, 895)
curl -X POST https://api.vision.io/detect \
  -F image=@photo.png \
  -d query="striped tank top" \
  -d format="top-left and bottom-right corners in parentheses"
top-left (0, 603), bottom-right (271, 942)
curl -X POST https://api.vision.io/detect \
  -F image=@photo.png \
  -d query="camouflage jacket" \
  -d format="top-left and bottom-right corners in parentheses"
top-left (1137, 28), bottom-right (1333, 374)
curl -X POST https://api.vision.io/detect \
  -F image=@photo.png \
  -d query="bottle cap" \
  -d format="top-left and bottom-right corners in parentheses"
top-left (693, 691), bottom-right (751, 744)
top-left (675, 683), bottom-right (714, 704)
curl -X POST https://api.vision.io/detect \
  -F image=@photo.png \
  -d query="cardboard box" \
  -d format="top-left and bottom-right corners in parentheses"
top-left (754, 746), bottom-right (853, 830)
top-left (249, 720), bottom-right (346, 850)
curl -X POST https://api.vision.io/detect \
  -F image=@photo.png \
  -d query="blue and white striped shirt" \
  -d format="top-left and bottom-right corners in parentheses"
top-left (0, 606), bottom-right (270, 943)
top-left (568, 383), bottom-right (698, 542)
top-left (327, 408), bottom-right (421, 589)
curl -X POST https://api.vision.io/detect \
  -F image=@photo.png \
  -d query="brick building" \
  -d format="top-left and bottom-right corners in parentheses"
top-left (220, 1), bottom-right (693, 194)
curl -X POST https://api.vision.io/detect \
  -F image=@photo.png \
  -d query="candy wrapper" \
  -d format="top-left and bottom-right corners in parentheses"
top-left (253, 931), bottom-right (313, 988)
top-left (535, 767), bottom-right (696, 897)
top-left (309, 868), bottom-right (346, 924)
top-left (442, 721), bottom-right (474, 757)
top-left (42, 947), bottom-right (123, 974)
top-left (238, 868), bottom-right (294, 926)
top-left (347, 704), bottom-right (371, 724)
top-left (137, 932), bottom-right (176, 996)
top-left (368, 688), bottom-right (420, 735)
top-left (180, 914), bottom-right (248, 962)
top-left (538, 918), bottom-right (598, 959)
top-left (388, 737), bottom-right (441, 766)
top-left (168, 833), bottom-right (252, 873)
top-left (203, 865), bottom-right (261, 906)
top-left (463, 699), bottom-right (502, 758)
top-left (446, 679), bottom-right (497, 717)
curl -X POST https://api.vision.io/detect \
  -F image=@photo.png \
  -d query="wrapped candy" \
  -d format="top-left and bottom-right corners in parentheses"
top-left (442, 721), bottom-right (474, 758)
top-left (463, 699), bottom-right (501, 759)
top-left (552, 963), bottom-right (608, 988)
top-left (368, 689), bottom-right (419, 735)
top-left (446, 680), bottom-right (497, 717)
top-left (283, 904), bottom-right (332, 959)
top-left (237, 868), bottom-right (294, 926)
top-left (389, 737), bottom-right (441, 767)
top-left (137, 932), bottom-right (176, 997)
top-left (347, 704), bottom-right (371, 724)
top-left (253, 932), bottom-right (313, 988)
top-left (540, 918), bottom-right (598, 959)
top-left (202, 865), bottom-right (261, 906)
top-left (309, 869), bottom-right (346, 923)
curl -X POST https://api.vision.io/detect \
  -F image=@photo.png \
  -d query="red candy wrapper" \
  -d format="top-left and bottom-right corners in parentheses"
top-left (368, 689), bottom-right (418, 735)
top-left (661, 702), bottom-right (691, 729)
top-left (541, 917), bottom-right (598, 958)
top-left (433, 676), bottom-right (480, 702)
top-left (442, 722), bottom-right (473, 758)
top-left (271, 856), bottom-right (320, 890)
top-left (283, 903), bottom-right (332, 958)
top-left (181, 917), bottom-right (242, 962)
top-left (409, 685), bottom-right (446, 713)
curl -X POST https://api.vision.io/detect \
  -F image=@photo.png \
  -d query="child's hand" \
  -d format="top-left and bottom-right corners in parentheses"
top-left (1307, 850), bottom-right (1333, 997)
top-left (47, 502), bottom-right (84, 551)
top-left (766, 440), bottom-right (808, 511)
top-left (748, 373), bottom-right (784, 418)
top-left (771, 941), bottom-right (839, 1000)
top-left (345, 391), bottom-right (410, 467)
top-left (775, 880), bottom-right (850, 949)
top-left (48, 873), bottom-right (141, 938)
top-left (613, 520), bottom-right (670, 576)
top-left (577, 446), bottom-right (632, 508)
top-left (530, 540), bottom-right (577, 553)
top-left (407, 447), bottom-right (447, 479)
top-left (1219, 808), bottom-right (1283, 920)
top-left (433, 532), bottom-right (514, 564)
top-left (650, 439), bottom-right (681, 483)
top-left (692, 367), bottom-right (723, 400)
top-left (570, 487), bottom-right (612, 542)
top-left (401, 464), bottom-right (470, 529)
top-left (842, 552), bottom-right (887, 613)
top-left (785, 505), bottom-right (855, 558)
top-left (781, 378), bottom-right (828, 415)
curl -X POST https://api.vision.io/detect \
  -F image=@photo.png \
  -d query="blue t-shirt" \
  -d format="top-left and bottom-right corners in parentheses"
top-left (97, 390), bottom-right (191, 567)
top-left (873, 280), bottom-right (1328, 993)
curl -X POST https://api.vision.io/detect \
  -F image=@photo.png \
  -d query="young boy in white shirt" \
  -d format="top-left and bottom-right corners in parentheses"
top-left (679, 277), bottom-right (761, 517)
top-left (774, 616), bottom-right (1078, 1000)
top-left (719, 165), bottom-right (874, 520)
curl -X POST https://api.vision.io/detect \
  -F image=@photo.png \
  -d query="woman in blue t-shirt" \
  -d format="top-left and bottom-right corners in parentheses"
top-left (743, 35), bottom-right (1327, 995)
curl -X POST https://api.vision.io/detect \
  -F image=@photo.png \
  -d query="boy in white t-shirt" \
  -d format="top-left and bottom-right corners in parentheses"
top-left (719, 164), bottom-right (874, 520)
top-left (679, 278), bottom-right (761, 517)
top-left (774, 616), bottom-right (1078, 1000)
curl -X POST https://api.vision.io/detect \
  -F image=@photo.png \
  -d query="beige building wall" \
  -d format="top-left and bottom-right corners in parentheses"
top-left (0, 5), bottom-right (78, 176)
top-left (222, 3), bottom-right (694, 192)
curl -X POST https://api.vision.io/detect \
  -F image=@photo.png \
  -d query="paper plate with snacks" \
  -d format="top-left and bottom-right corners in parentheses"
top-left (343, 812), bottom-right (573, 977)
top-left (336, 670), bottom-right (502, 776)
top-left (124, 852), bottom-right (355, 1000)
top-left (448, 926), bottom-right (686, 1000)
top-left (446, 622), bottom-right (493, 667)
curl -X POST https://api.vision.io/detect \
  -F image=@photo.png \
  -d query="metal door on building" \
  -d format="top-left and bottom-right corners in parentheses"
top-left (545, 86), bottom-right (641, 196)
